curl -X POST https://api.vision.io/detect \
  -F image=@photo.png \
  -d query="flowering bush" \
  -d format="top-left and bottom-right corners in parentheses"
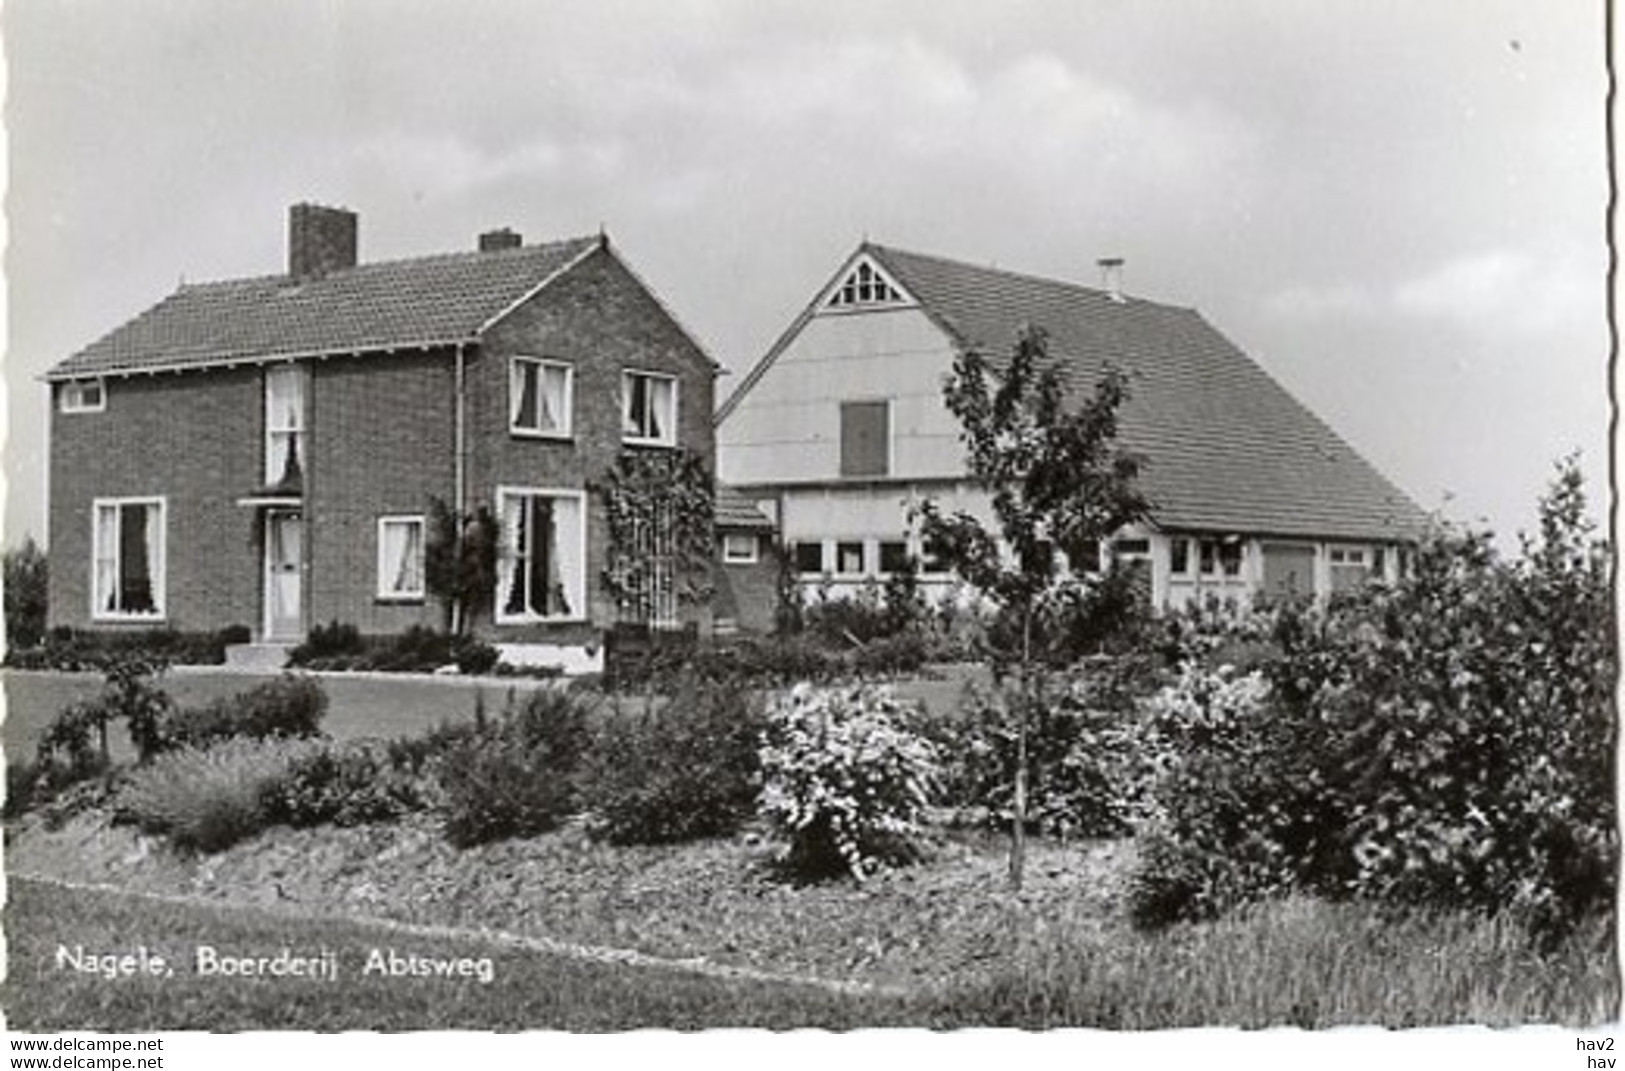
top-left (758, 683), bottom-right (939, 881)
top-left (1131, 458), bottom-right (1615, 937)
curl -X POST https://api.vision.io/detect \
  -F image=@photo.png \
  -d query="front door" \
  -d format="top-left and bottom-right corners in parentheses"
top-left (264, 509), bottom-right (303, 641)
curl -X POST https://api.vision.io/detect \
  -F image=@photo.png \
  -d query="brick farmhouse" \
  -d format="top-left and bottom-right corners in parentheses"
top-left (44, 204), bottom-right (767, 668)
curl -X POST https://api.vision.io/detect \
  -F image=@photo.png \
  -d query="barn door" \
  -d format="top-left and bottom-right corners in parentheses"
top-left (1261, 542), bottom-right (1316, 602)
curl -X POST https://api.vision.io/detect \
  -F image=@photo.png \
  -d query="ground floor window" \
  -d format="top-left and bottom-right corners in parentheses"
top-left (377, 515), bottom-right (426, 600)
top-left (794, 541), bottom-right (825, 574)
top-left (722, 533), bottom-right (759, 564)
top-left (93, 497), bottom-right (165, 620)
top-left (497, 489), bottom-right (586, 623)
top-left (1329, 545), bottom-right (1375, 593)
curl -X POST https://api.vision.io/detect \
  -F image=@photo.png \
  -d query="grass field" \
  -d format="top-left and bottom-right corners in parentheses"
top-left (2, 664), bottom-right (980, 763)
top-left (2, 669), bottom-right (553, 762)
top-left (5, 876), bottom-right (909, 1031)
top-left (9, 867), bottom-right (1614, 1030)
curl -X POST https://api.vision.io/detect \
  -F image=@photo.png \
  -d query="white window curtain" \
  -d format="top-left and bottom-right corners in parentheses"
top-left (266, 366), bottom-right (306, 483)
top-left (498, 492), bottom-right (582, 621)
top-left (93, 500), bottom-right (161, 617)
top-left (379, 519), bottom-right (424, 597)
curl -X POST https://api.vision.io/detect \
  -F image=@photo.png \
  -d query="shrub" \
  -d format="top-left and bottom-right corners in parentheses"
top-left (263, 740), bottom-right (425, 827)
top-left (1131, 459), bottom-right (1616, 937)
top-left (5, 627), bottom-right (237, 669)
top-left (114, 738), bottom-right (319, 852)
top-left (937, 658), bottom-right (1158, 840)
top-left (289, 620), bottom-right (365, 665)
top-left (165, 674), bottom-right (327, 750)
top-left (436, 689), bottom-right (591, 847)
top-left (758, 683), bottom-right (939, 880)
top-left (4, 538), bottom-right (48, 651)
top-left (579, 678), bottom-right (764, 845)
top-left (451, 635), bottom-right (500, 676)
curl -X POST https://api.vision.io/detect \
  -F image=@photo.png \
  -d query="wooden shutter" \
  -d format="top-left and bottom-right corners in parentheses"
top-left (839, 401), bottom-right (889, 477)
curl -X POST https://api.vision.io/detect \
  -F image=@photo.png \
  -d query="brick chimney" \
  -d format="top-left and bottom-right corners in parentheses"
top-left (288, 203), bottom-right (358, 279)
top-left (479, 227), bottom-right (523, 252)
top-left (1096, 257), bottom-right (1126, 303)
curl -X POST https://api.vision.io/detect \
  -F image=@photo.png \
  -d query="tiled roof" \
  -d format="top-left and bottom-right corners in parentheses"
top-left (46, 236), bottom-right (601, 380)
top-left (715, 485), bottom-right (776, 530)
top-left (864, 243), bottom-right (1427, 542)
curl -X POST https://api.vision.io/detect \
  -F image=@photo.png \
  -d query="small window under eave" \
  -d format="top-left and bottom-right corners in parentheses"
top-left (822, 256), bottom-right (912, 311)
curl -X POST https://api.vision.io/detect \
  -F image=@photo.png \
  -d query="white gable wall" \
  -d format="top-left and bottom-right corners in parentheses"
top-left (718, 306), bottom-right (964, 485)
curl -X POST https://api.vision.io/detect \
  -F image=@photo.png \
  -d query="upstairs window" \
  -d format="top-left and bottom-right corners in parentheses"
top-left (93, 497), bottom-right (165, 620)
top-left (510, 357), bottom-right (573, 438)
top-left (839, 400), bottom-right (890, 477)
top-left (377, 516), bottom-right (426, 600)
top-left (61, 379), bottom-right (106, 413)
top-left (265, 365), bottom-right (307, 485)
top-left (825, 259), bottom-right (905, 309)
top-left (623, 371), bottom-right (677, 446)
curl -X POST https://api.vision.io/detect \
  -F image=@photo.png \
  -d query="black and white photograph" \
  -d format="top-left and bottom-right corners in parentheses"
top-left (1, 0), bottom-right (1614, 1063)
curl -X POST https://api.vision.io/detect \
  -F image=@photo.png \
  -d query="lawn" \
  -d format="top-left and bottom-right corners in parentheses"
top-left (2, 663), bottom-right (981, 763)
top-left (4, 875), bottom-right (909, 1031)
top-left (3, 669), bottom-right (555, 762)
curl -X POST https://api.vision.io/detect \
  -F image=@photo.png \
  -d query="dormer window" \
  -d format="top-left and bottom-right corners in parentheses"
top-left (825, 258), bottom-right (907, 310)
top-left (60, 379), bottom-right (105, 414)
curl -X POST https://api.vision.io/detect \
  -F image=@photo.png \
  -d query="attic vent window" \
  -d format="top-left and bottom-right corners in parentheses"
top-left (826, 260), bottom-right (905, 309)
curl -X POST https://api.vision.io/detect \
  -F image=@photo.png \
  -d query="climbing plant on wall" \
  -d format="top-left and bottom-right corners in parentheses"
top-left (596, 448), bottom-right (716, 628)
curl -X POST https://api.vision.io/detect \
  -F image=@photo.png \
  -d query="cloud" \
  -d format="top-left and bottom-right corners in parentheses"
top-left (1394, 250), bottom-right (1590, 335)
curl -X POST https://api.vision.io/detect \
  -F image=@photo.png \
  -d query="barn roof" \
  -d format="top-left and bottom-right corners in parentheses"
top-left (723, 241), bottom-right (1426, 543)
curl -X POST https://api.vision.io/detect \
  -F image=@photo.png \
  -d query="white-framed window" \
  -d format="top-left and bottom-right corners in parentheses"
top-left (622, 370), bottom-right (678, 446)
top-left (825, 258), bottom-right (906, 310)
top-left (265, 364), bottom-right (307, 484)
top-left (722, 533), bottom-right (759, 564)
top-left (836, 541), bottom-right (866, 576)
top-left (793, 541), bottom-right (826, 575)
top-left (376, 515), bottom-right (426, 600)
top-left (60, 379), bottom-right (106, 414)
top-left (1329, 544), bottom-right (1375, 594)
top-left (1169, 537), bottom-right (1192, 576)
top-left (509, 357), bottom-right (573, 438)
top-left (92, 497), bottom-right (165, 620)
top-left (496, 487), bottom-right (586, 623)
top-left (1199, 538), bottom-right (1243, 578)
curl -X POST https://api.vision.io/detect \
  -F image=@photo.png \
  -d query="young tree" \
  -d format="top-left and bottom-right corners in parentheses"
top-left (913, 324), bottom-right (1147, 887)
top-left (424, 498), bottom-right (499, 635)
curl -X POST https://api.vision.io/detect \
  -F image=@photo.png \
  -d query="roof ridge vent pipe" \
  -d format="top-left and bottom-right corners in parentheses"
top-left (1097, 257), bottom-right (1126, 303)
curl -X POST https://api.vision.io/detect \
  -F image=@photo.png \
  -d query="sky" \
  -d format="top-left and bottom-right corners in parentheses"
top-left (2, 0), bottom-right (1610, 553)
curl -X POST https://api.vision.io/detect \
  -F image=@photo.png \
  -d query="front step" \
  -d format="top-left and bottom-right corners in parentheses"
top-left (223, 643), bottom-right (294, 672)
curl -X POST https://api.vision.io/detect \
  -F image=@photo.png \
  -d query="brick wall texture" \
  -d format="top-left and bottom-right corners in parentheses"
top-left (48, 243), bottom-right (725, 644)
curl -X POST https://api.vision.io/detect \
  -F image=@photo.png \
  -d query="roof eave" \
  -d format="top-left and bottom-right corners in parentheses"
top-left (42, 337), bottom-right (478, 382)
